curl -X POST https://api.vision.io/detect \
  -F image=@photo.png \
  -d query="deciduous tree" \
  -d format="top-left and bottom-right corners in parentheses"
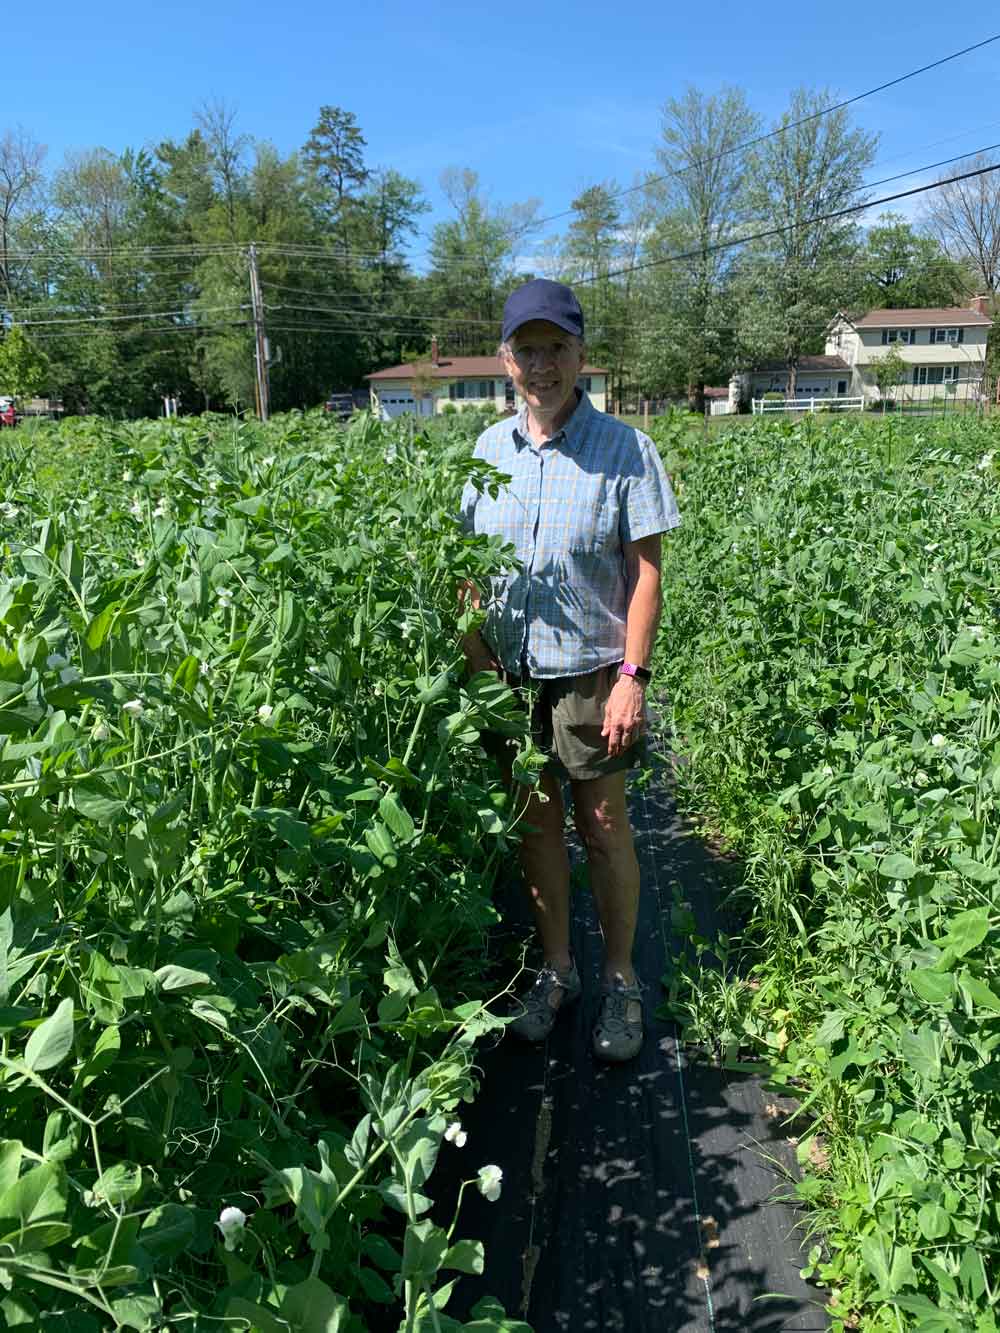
top-left (736, 89), bottom-right (877, 397)
top-left (921, 152), bottom-right (1000, 295)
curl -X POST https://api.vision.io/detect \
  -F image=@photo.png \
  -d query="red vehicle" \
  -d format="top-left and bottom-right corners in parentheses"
top-left (0, 399), bottom-right (16, 429)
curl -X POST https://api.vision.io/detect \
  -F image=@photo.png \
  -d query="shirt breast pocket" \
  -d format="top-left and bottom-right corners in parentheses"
top-left (566, 483), bottom-right (617, 555)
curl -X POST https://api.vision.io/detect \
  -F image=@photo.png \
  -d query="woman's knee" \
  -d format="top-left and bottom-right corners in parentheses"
top-left (573, 800), bottom-right (632, 858)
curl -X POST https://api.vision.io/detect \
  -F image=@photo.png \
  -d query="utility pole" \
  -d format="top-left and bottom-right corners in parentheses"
top-left (247, 243), bottom-right (270, 421)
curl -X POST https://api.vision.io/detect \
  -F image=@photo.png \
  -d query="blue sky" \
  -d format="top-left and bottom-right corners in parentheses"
top-left (6, 0), bottom-right (1000, 264)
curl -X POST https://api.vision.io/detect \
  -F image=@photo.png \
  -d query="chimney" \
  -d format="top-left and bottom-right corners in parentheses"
top-left (430, 335), bottom-right (439, 366)
top-left (968, 295), bottom-right (991, 317)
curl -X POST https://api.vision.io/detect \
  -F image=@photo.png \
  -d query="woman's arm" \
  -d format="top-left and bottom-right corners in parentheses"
top-left (602, 533), bottom-right (663, 757)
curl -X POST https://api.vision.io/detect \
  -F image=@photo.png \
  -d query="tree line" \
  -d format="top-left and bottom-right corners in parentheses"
top-left (0, 89), bottom-right (996, 416)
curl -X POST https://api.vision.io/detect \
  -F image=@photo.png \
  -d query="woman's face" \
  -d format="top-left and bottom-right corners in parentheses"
top-left (503, 321), bottom-right (585, 417)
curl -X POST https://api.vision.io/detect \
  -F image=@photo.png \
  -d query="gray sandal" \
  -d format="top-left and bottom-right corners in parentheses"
top-left (593, 975), bottom-right (644, 1062)
top-left (509, 961), bottom-right (582, 1042)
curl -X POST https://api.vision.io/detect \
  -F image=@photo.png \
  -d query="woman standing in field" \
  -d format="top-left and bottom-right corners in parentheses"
top-left (459, 279), bottom-right (681, 1062)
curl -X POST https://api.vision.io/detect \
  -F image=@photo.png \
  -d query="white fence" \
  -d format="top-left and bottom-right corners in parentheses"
top-left (752, 395), bottom-right (865, 415)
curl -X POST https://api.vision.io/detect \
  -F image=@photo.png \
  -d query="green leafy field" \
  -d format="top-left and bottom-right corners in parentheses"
top-left (654, 413), bottom-right (1000, 1332)
top-left (0, 411), bottom-right (539, 1331)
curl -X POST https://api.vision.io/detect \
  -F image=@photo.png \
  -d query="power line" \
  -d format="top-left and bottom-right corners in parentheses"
top-left (572, 156), bottom-right (1000, 287)
top-left (12, 304), bottom-right (249, 328)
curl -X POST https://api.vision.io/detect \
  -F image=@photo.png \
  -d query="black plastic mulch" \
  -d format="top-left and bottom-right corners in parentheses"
top-left (432, 763), bottom-right (830, 1333)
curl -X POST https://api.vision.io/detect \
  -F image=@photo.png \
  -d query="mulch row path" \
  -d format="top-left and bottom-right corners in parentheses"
top-left (434, 762), bottom-right (829, 1332)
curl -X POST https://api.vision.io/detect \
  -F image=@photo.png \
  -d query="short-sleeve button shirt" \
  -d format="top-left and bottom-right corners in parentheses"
top-left (459, 391), bottom-right (681, 679)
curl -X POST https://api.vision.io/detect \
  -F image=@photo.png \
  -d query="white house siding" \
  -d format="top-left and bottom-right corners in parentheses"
top-left (748, 370), bottom-right (852, 399)
top-left (826, 320), bottom-right (989, 402)
top-left (372, 375), bottom-right (607, 417)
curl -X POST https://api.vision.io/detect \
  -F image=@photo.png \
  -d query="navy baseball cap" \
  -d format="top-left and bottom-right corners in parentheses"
top-left (502, 279), bottom-right (584, 344)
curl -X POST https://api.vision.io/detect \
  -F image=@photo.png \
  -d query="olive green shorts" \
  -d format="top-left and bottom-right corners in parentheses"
top-left (484, 662), bottom-right (647, 783)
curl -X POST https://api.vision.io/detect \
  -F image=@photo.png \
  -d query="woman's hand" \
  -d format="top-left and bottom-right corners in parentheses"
top-left (602, 675), bottom-right (646, 758)
top-left (461, 628), bottom-right (500, 678)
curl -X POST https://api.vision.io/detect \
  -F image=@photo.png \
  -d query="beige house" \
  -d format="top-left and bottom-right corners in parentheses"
top-left (366, 340), bottom-right (608, 418)
top-left (826, 301), bottom-right (993, 403)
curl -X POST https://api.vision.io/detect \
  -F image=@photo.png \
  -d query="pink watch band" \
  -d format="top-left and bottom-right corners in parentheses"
top-left (619, 662), bottom-right (652, 683)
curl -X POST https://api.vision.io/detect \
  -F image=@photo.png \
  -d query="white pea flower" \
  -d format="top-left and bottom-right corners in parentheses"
top-left (914, 770), bottom-right (929, 787)
top-left (0, 501), bottom-right (19, 521)
top-left (930, 733), bottom-right (946, 748)
top-left (373, 683), bottom-right (384, 697)
top-left (209, 479), bottom-right (219, 493)
top-left (122, 469), bottom-right (132, 482)
top-left (924, 543), bottom-right (939, 553)
top-left (966, 625), bottom-right (985, 640)
top-left (152, 499), bottom-right (169, 519)
top-left (822, 526), bottom-right (833, 535)
top-left (91, 721), bottom-right (110, 741)
top-left (216, 1206), bottom-right (248, 1251)
top-left (445, 1122), bottom-right (467, 1148)
top-left (257, 703), bottom-right (274, 724)
top-left (123, 699), bottom-right (145, 718)
top-left (199, 660), bottom-right (210, 676)
top-left (130, 497), bottom-right (143, 517)
top-left (978, 451), bottom-right (995, 471)
top-left (822, 765), bottom-right (833, 777)
top-left (59, 665), bottom-right (81, 685)
top-left (46, 653), bottom-right (69, 671)
top-left (217, 589), bottom-right (233, 610)
top-left (401, 620), bottom-right (414, 641)
top-left (261, 455), bottom-right (275, 468)
top-left (477, 1165), bottom-right (502, 1202)
top-left (731, 543), bottom-right (739, 554)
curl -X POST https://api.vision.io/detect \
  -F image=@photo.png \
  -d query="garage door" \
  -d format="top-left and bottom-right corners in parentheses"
top-left (380, 392), bottom-right (425, 420)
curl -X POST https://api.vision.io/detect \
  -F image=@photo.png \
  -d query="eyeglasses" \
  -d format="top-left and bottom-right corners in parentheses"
top-left (507, 340), bottom-right (575, 369)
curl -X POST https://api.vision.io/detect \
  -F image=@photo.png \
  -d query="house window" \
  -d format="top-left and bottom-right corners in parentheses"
top-left (576, 376), bottom-right (592, 392)
top-left (930, 327), bottom-right (963, 344)
top-left (449, 382), bottom-right (465, 400)
top-left (837, 380), bottom-right (847, 395)
top-left (881, 329), bottom-right (912, 344)
top-left (912, 366), bottom-right (962, 386)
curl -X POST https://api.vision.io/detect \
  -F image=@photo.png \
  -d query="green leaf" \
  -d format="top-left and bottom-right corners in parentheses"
top-left (279, 1277), bottom-right (348, 1333)
top-left (442, 1238), bottom-right (485, 1274)
top-left (378, 792), bottom-right (415, 843)
top-left (944, 908), bottom-right (991, 958)
top-left (0, 1161), bottom-right (67, 1227)
top-left (917, 1201), bottom-right (951, 1240)
top-left (402, 1219), bottom-right (448, 1281)
top-left (23, 997), bottom-right (74, 1073)
top-left (92, 1163), bottom-right (142, 1207)
top-left (85, 601), bottom-right (121, 649)
top-left (0, 1141), bottom-right (22, 1196)
top-left (42, 1111), bottom-right (80, 1164)
top-left (879, 853), bottom-right (918, 880)
top-left (909, 970), bottom-right (954, 1005)
top-left (154, 964), bottom-right (212, 994)
top-left (139, 1203), bottom-right (195, 1260)
top-left (357, 1266), bottom-right (395, 1304)
top-left (466, 1296), bottom-right (534, 1331)
top-left (958, 971), bottom-right (1000, 1013)
top-left (361, 1232), bottom-right (402, 1272)
top-left (172, 654), bottom-right (201, 694)
top-left (72, 782), bottom-right (125, 824)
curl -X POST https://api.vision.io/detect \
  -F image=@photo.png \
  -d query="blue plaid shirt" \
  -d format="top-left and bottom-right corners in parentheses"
top-left (459, 391), bottom-right (681, 679)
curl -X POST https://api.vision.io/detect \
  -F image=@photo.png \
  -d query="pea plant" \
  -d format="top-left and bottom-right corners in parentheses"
top-left (653, 414), bottom-right (1000, 1333)
top-left (0, 411), bottom-right (538, 1332)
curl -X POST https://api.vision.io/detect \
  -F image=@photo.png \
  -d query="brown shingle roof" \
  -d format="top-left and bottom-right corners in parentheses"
top-left (366, 355), bottom-right (607, 380)
top-left (755, 355), bottom-right (849, 372)
top-left (851, 307), bottom-right (992, 328)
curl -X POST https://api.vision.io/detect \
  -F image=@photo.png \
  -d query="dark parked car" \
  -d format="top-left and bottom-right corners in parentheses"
top-left (325, 389), bottom-right (368, 418)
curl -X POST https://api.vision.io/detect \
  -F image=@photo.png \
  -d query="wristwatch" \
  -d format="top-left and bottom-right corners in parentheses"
top-left (619, 662), bottom-right (652, 683)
